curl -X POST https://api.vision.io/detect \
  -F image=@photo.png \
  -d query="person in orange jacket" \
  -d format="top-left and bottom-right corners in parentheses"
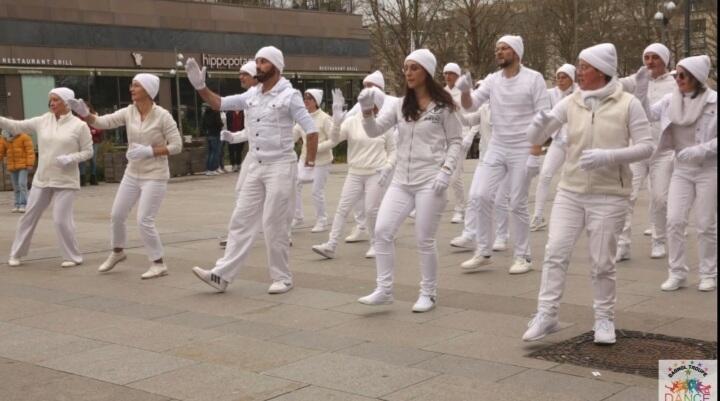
top-left (0, 129), bottom-right (36, 212)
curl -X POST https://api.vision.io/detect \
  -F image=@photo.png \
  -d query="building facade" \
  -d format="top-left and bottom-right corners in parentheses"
top-left (0, 0), bottom-right (370, 139)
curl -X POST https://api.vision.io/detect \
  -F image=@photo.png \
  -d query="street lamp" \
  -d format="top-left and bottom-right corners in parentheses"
top-left (654, 1), bottom-right (676, 45)
top-left (169, 50), bottom-right (184, 134)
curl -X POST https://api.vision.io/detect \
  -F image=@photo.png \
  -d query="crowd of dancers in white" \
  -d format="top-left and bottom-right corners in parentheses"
top-left (1, 36), bottom-right (716, 345)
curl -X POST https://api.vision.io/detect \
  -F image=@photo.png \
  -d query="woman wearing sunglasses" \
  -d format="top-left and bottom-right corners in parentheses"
top-left (355, 49), bottom-right (463, 312)
top-left (646, 55), bottom-right (717, 292)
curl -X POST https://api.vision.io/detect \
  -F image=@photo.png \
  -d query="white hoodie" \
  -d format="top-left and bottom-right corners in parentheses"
top-left (331, 113), bottom-right (396, 175)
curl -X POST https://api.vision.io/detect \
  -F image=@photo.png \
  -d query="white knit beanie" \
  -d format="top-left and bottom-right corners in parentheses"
top-left (133, 73), bottom-right (160, 99)
top-left (255, 46), bottom-right (284, 73)
top-left (578, 43), bottom-right (617, 77)
top-left (363, 70), bottom-right (385, 89)
top-left (643, 43), bottom-right (671, 67)
top-left (556, 63), bottom-right (576, 82)
top-left (497, 35), bottom-right (524, 60)
top-left (305, 89), bottom-right (324, 107)
top-left (240, 61), bottom-right (257, 76)
top-left (49, 87), bottom-right (75, 105)
top-left (677, 55), bottom-right (712, 85)
top-left (405, 49), bottom-right (437, 77)
top-left (443, 62), bottom-right (461, 76)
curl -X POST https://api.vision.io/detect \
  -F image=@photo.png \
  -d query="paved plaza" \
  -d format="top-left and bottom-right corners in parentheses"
top-left (0, 160), bottom-right (716, 401)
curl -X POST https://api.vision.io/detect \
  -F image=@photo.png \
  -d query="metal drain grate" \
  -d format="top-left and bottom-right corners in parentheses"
top-left (527, 330), bottom-right (717, 378)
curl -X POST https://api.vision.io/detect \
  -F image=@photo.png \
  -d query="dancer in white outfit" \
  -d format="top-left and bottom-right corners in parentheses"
top-left (186, 46), bottom-right (318, 294)
top-left (529, 64), bottom-right (577, 232)
top-left (456, 35), bottom-right (551, 274)
top-left (522, 43), bottom-right (654, 344)
top-left (72, 74), bottom-right (183, 279)
top-left (443, 62), bottom-right (472, 224)
top-left (356, 49), bottom-right (463, 312)
top-left (2, 88), bottom-right (93, 267)
top-left (292, 89), bottom-right (334, 233)
top-left (311, 88), bottom-right (396, 259)
top-left (645, 55), bottom-right (717, 292)
top-left (616, 43), bottom-right (677, 261)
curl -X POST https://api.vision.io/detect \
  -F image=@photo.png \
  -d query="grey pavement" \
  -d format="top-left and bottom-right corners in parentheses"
top-left (0, 160), bottom-right (716, 401)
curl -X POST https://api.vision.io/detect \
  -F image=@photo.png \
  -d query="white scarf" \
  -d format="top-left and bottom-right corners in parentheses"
top-left (580, 77), bottom-right (619, 111)
top-left (668, 87), bottom-right (708, 126)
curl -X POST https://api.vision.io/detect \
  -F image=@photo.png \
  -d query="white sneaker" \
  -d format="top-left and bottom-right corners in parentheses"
top-left (268, 281), bottom-right (293, 294)
top-left (593, 319), bottom-right (616, 344)
top-left (18, 207), bottom-right (25, 213)
top-left (358, 288), bottom-right (394, 305)
top-left (615, 244), bottom-right (630, 262)
top-left (345, 226), bottom-right (369, 243)
top-left (492, 238), bottom-right (508, 252)
top-left (529, 216), bottom-right (547, 232)
top-left (643, 227), bottom-right (653, 236)
top-left (451, 211), bottom-right (464, 224)
top-left (364, 246), bottom-right (376, 258)
top-left (508, 257), bottom-right (532, 274)
top-left (698, 278), bottom-right (716, 292)
top-left (98, 251), bottom-right (126, 273)
top-left (10, 207), bottom-right (19, 213)
top-left (8, 257), bottom-right (21, 267)
top-left (61, 260), bottom-right (81, 268)
top-left (204, 170), bottom-right (218, 176)
top-left (310, 220), bottom-right (328, 233)
top-left (192, 266), bottom-right (228, 292)
top-left (660, 276), bottom-right (687, 291)
top-left (311, 243), bottom-right (336, 259)
top-left (650, 241), bottom-right (666, 259)
top-left (141, 263), bottom-right (168, 279)
top-left (412, 294), bottom-right (436, 312)
top-left (450, 235), bottom-right (475, 250)
top-left (291, 218), bottom-right (304, 229)
top-left (215, 168), bottom-right (225, 174)
top-left (461, 254), bottom-right (492, 272)
top-left (522, 312), bottom-right (559, 341)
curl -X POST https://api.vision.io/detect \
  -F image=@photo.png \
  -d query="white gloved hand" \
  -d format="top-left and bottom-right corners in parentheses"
top-left (67, 98), bottom-right (90, 118)
top-left (185, 58), bottom-right (207, 90)
top-left (357, 88), bottom-right (375, 113)
top-left (376, 164), bottom-right (394, 187)
top-left (55, 154), bottom-right (74, 167)
top-left (126, 144), bottom-right (155, 161)
top-left (220, 129), bottom-right (234, 143)
top-left (634, 66), bottom-right (650, 99)
top-left (331, 88), bottom-right (346, 125)
top-left (432, 169), bottom-right (452, 194)
top-left (526, 154), bottom-right (542, 179)
top-left (676, 145), bottom-right (707, 163)
top-left (297, 163), bottom-right (314, 183)
top-left (455, 72), bottom-right (473, 93)
top-left (578, 148), bottom-right (614, 170)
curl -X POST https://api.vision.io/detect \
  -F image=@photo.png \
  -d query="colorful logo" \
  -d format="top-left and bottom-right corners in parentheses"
top-left (659, 360), bottom-right (717, 401)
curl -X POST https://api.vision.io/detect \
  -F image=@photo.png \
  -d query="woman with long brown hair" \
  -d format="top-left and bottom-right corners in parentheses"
top-left (356, 49), bottom-right (463, 312)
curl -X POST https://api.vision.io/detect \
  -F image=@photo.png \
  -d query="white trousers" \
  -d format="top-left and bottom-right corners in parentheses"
top-left (666, 162), bottom-right (717, 280)
top-left (10, 186), bottom-right (82, 263)
top-left (327, 173), bottom-right (387, 248)
top-left (110, 175), bottom-right (168, 261)
top-left (374, 182), bottom-right (447, 296)
top-left (537, 189), bottom-right (628, 320)
top-left (450, 156), bottom-right (466, 213)
top-left (533, 141), bottom-right (566, 219)
top-left (618, 151), bottom-right (673, 246)
top-left (352, 197), bottom-right (367, 230)
top-left (295, 163), bottom-right (330, 222)
top-left (462, 166), bottom-right (511, 242)
top-left (213, 160), bottom-right (296, 283)
top-left (468, 144), bottom-right (531, 258)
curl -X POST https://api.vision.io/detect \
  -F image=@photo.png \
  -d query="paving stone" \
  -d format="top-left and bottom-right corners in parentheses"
top-left (264, 353), bottom-right (438, 398)
top-left (104, 302), bottom-right (184, 320)
top-left (39, 344), bottom-right (196, 385)
top-left (322, 317), bottom-right (469, 348)
top-left (0, 327), bottom-right (107, 363)
top-left (336, 341), bottom-right (440, 366)
top-left (155, 311), bottom-right (238, 329)
top-left (267, 385), bottom-right (378, 401)
top-left (239, 303), bottom-right (359, 330)
top-left (410, 354), bottom-right (526, 381)
top-left (602, 386), bottom-right (656, 400)
top-left (496, 368), bottom-right (626, 400)
top-left (210, 318), bottom-right (300, 340)
top-left (11, 308), bottom-right (139, 336)
top-left (0, 295), bottom-right (67, 321)
top-left (81, 319), bottom-right (223, 352)
top-left (329, 300), bottom-right (464, 323)
top-left (269, 329), bottom-right (367, 351)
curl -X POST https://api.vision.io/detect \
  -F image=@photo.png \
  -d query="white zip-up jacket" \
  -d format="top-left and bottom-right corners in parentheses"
top-left (220, 78), bottom-right (317, 165)
top-left (293, 108), bottom-right (334, 166)
top-left (0, 112), bottom-right (92, 189)
top-left (362, 99), bottom-right (463, 186)
top-left (331, 113), bottom-right (396, 176)
top-left (92, 104), bottom-right (182, 180)
top-left (649, 89), bottom-right (717, 166)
